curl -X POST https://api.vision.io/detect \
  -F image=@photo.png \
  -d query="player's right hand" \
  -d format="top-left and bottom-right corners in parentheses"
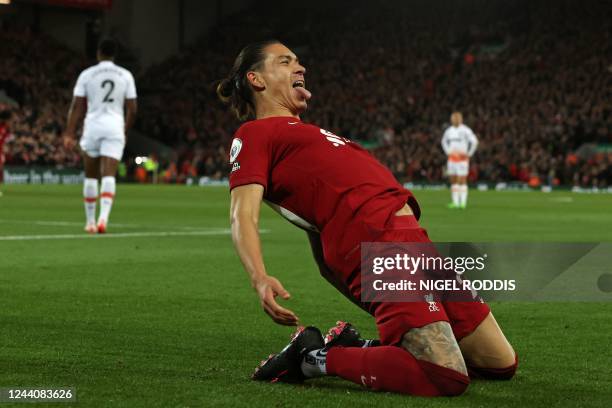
top-left (63, 134), bottom-right (76, 150)
top-left (253, 275), bottom-right (299, 326)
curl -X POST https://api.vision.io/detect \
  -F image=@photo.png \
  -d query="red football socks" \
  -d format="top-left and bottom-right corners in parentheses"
top-left (326, 346), bottom-right (470, 396)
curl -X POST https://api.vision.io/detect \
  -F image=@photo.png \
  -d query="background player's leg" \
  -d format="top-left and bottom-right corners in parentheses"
top-left (458, 174), bottom-right (468, 208)
top-left (449, 174), bottom-right (460, 208)
top-left (83, 155), bottom-right (100, 232)
top-left (98, 156), bottom-right (119, 232)
top-left (457, 312), bottom-right (517, 379)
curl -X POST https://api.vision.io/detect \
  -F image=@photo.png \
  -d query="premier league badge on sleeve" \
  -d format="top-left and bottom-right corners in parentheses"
top-left (229, 138), bottom-right (242, 163)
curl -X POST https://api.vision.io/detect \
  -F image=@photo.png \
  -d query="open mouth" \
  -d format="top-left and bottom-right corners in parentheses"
top-left (291, 79), bottom-right (311, 102)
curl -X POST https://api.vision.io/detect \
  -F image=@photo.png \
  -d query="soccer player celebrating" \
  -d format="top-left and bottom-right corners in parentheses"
top-left (441, 112), bottom-right (478, 209)
top-left (217, 41), bottom-right (516, 396)
top-left (63, 38), bottom-right (137, 233)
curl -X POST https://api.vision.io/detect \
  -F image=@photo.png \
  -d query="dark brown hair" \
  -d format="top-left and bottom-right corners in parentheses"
top-left (216, 40), bottom-right (280, 121)
top-left (98, 38), bottom-right (117, 58)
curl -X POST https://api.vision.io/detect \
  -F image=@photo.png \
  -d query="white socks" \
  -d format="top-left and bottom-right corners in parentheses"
top-left (98, 176), bottom-right (116, 224)
top-left (451, 184), bottom-right (469, 207)
top-left (83, 178), bottom-right (98, 225)
top-left (459, 184), bottom-right (468, 207)
top-left (301, 349), bottom-right (327, 378)
top-left (451, 184), bottom-right (460, 206)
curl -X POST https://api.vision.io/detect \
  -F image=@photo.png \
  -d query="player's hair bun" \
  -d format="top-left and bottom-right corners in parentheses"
top-left (216, 78), bottom-right (234, 103)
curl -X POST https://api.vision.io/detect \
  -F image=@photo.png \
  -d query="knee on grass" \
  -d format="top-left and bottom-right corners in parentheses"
top-left (468, 353), bottom-right (518, 380)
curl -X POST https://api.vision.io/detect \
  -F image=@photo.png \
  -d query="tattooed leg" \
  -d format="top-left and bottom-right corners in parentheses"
top-left (401, 321), bottom-right (468, 376)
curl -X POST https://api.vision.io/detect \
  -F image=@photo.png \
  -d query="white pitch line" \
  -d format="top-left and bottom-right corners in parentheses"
top-left (0, 219), bottom-right (222, 230)
top-left (0, 230), bottom-right (230, 241)
top-left (549, 197), bottom-right (574, 203)
top-left (0, 219), bottom-right (140, 228)
top-left (0, 229), bottom-right (271, 241)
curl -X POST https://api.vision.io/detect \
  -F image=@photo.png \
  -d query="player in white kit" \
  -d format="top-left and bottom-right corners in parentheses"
top-left (441, 112), bottom-right (478, 209)
top-left (63, 39), bottom-right (137, 233)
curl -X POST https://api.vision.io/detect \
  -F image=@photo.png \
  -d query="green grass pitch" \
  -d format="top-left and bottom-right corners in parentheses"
top-left (0, 184), bottom-right (611, 407)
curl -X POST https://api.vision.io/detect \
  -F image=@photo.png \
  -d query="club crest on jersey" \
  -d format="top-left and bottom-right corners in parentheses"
top-left (424, 293), bottom-right (440, 312)
top-left (229, 138), bottom-right (242, 163)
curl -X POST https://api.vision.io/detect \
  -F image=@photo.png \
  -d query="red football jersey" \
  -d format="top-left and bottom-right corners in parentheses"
top-left (228, 116), bottom-right (420, 271)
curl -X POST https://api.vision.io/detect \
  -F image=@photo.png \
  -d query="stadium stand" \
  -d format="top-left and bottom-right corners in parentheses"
top-left (1, 0), bottom-right (609, 186)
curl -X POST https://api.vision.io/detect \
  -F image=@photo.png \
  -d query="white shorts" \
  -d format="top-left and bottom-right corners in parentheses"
top-left (80, 132), bottom-right (125, 161)
top-left (447, 160), bottom-right (469, 176)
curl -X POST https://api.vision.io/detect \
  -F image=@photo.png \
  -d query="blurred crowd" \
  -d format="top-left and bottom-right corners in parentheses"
top-left (1, 0), bottom-right (610, 187)
top-left (137, 0), bottom-right (611, 187)
top-left (0, 27), bottom-right (83, 166)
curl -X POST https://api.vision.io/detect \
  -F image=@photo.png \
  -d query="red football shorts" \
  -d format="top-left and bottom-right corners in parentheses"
top-left (323, 215), bottom-right (490, 346)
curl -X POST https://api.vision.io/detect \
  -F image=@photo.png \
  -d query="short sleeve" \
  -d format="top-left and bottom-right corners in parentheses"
top-left (126, 72), bottom-right (137, 99)
top-left (228, 124), bottom-right (271, 191)
top-left (73, 72), bottom-right (87, 97)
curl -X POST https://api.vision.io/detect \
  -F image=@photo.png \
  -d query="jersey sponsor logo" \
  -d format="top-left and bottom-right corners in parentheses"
top-left (229, 138), bottom-right (242, 163)
top-left (320, 128), bottom-right (349, 147)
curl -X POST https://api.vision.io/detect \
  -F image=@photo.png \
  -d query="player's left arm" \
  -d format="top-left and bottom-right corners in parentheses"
top-left (467, 128), bottom-right (478, 157)
top-left (306, 230), bottom-right (367, 309)
top-left (124, 73), bottom-right (138, 135)
top-left (441, 128), bottom-right (452, 156)
top-left (63, 96), bottom-right (86, 149)
top-left (306, 231), bottom-right (328, 275)
top-left (124, 99), bottom-right (137, 134)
